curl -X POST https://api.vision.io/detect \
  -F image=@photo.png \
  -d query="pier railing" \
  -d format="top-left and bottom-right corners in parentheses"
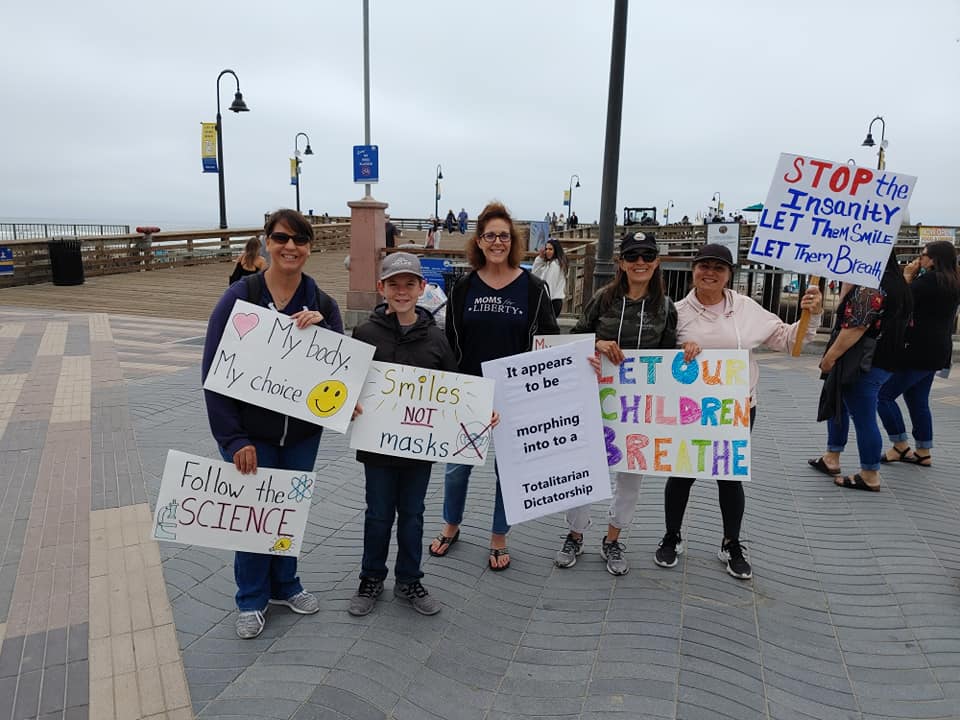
top-left (0, 223), bottom-right (351, 288)
top-left (0, 222), bottom-right (131, 242)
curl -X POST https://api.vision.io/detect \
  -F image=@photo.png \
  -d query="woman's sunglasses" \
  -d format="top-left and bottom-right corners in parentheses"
top-left (269, 231), bottom-right (311, 246)
top-left (621, 250), bottom-right (658, 263)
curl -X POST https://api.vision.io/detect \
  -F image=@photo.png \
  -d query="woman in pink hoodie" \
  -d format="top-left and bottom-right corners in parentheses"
top-left (653, 244), bottom-right (822, 580)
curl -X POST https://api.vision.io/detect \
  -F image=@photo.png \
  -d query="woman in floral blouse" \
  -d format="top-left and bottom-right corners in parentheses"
top-left (809, 250), bottom-right (911, 491)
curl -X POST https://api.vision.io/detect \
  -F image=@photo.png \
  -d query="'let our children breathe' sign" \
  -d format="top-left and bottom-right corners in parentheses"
top-left (203, 299), bottom-right (375, 434)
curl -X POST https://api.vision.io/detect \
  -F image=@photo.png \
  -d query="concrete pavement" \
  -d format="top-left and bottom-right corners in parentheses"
top-left (1, 301), bottom-right (959, 720)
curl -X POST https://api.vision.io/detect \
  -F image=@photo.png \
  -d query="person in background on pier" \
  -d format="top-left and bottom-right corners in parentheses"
top-left (348, 253), bottom-right (462, 618)
top-left (428, 201), bottom-right (558, 571)
top-left (444, 209), bottom-right (457, 235)
top-left (876, 241), bottom-right (959, 467)
top-left (385, 214), bottom-right (401, 249)
top-left (228, 236), bottom-right (267, 285)
top-left (458, 207), bottom-right (469, 234)
top-left (531, 238), bottom-right (568, 317)
top-left (569, 212), bottom-right (578, 229)
top-left (555, 231), bottom-right (677, 575)
top-left (810, 249), bottom-right (911, 491)
top-left (660, 244), bottom-right (822, 579)
top-left (202, 209), bottom-right (343, 639)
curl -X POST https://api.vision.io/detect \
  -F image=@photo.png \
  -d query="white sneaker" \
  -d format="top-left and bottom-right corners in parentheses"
top-left (235, 609), bottom-right (266, 639)
top-left (269, 590), bottom-right (320, 615)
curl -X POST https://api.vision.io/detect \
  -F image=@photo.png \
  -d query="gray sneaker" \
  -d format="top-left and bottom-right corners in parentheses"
top-left (394, 581), bottom-right (441, 615)
top-left (235, 609), bottom-right (266, 639)
top-left (347, 578), bottom-right (384, 617)
top-left (601, 536), bottom-right (629, 576)
top-left (555, 533), bottom-right (584, 568)
top-left (269, 590), bottom-right (320, 615)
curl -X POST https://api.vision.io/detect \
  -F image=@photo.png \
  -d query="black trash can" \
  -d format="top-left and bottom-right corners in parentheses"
top-left (48, 237), bottom-right (85, 286)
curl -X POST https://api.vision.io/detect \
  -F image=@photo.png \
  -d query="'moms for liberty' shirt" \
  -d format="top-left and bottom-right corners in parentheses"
top-left (459, 272), bottom-right (530, 376)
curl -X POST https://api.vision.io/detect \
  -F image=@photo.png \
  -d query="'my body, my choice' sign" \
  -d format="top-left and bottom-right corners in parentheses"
top-left (601, 350), bottom-right (752, 481)
top-left (749, 153), bottom-right (916, 289)
top-left (203, 299), bottom-right (375, 434)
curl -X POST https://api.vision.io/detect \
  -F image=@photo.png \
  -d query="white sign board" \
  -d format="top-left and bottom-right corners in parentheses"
top-left (482, 339), bottom-right (611, 524)
top-left (707, 222), bottom-right (740, 263)
top-left (203, 299), bottom-right (375, 434)
top-left (154, 450), bottom-right (315, 556)
top-left (533, 333), bottom-right (595, 350)
top-left (749, 153), bottom-right (916, 289)
top-left (350, 362), bottom-right (495, 465)
top-left (600, 350), bottom-right (751, 481)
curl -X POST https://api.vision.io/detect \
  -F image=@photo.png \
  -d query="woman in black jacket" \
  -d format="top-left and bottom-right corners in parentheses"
top-left (428, 201), bottom-right (558, 570)
top-left (878, 240), bottom-right (960, 466)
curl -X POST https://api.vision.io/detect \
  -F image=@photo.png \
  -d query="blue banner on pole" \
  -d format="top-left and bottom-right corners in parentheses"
top-left (0, 247), bottom-right (13, 275)
top-left (353, 145), bottom-right (379, 183)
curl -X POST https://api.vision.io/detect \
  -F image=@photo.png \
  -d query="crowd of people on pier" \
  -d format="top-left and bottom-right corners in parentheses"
top-left (207, 207), bottom-right (959, 638)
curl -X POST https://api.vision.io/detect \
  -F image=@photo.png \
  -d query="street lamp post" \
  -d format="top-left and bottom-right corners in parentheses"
top-left (567, 174), bottom-right (580, 227)
top-left (711, 192), bottom-right (721, 220)
top-left (663, 200), bottom-right (674, 225)
top-left (434, 164), bottom-right (443, 221)
top-left (293, 132), bottom-right (314, 213)
top-left (861, 116), bottom-right (887, 171)
top-left (215, 69), bottom-right (250, 229)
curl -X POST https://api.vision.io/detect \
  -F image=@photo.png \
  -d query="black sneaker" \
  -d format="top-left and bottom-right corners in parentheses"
top-left (394, 580), bottom-right (441, 615)
top-left (347, 578), bottom-right (384, 616)
top-left (718, 539), bottom-right (752, 579)
top-left (654, 531), bottom-right (684, 568)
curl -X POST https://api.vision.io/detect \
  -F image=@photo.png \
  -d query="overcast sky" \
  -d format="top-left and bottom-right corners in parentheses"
top-left (2, 1), bottom-right (958, 230)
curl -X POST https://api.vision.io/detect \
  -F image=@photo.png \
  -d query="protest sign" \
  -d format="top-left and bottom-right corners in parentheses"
top-left (154, 450), bottom-right (315, 556)
top-left (749, 153), bottom-right (916, 289)
top-left (482, 339), bottom-right (611, 525)
top-left (600, 349), bottom-right (751, 481)
top-left (203, 299), bottom-right (375, 434)
top-left (533, 333), bottom-right (595, 351)
top-left (350, 362), bottom-right (495, 465)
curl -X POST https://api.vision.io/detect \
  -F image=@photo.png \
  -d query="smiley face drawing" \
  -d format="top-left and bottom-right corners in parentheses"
top-left (306, 380), bottom-right (348, 417)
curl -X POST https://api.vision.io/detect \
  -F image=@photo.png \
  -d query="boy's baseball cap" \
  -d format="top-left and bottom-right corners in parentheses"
top-left (379, 252), bottom-right (424, 280)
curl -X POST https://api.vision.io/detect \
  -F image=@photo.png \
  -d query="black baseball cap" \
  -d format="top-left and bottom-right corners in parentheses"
top-left (693, 243), bottom-right (735, 267)
top-left (620, 231), bottom-right (658, 256)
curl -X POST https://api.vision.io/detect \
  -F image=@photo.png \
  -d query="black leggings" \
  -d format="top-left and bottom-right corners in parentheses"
top-left (551, 299), bottom-right (563, 317)
top-left (664, 405), bottom-right (756, 541)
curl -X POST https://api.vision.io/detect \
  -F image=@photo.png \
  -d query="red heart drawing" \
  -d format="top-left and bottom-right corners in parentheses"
top-left (232, 313), bottom-right (259, 339)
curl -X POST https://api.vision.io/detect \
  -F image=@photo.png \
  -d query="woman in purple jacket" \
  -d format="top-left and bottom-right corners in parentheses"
top-left (201, 209), bottom-right (342, 639)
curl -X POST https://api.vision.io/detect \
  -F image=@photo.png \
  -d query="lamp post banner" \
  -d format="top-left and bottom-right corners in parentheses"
top-left (201, 122), bottom-right (218, 173)
top-left (290, 157), bottom-right (298, 186)
top-left (202, 299), bottom-right (375, 434)
top-left (154, 450), bottom-right (314, 557)
top-left (563, 189), bottom-right (571, 207)
top-left (749, 153), bottom-right (916, 289)
top-left (482, 340), bottom-right (611, 525)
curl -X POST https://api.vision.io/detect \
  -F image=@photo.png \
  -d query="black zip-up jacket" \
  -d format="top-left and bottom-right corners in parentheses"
top-left (352, 305), bottom-right (457, 467)
top-left (444, 268), bottom-right (559, 372)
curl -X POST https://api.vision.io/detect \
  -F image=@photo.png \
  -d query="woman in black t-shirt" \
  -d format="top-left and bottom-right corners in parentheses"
top-left (428, 201), bottom-right (558, 570)
top-left (878, 240), bottom-right (960, 467)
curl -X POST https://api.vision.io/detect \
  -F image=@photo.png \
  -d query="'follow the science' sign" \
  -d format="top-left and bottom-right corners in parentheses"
top-left (749, 153), bottom-right (916, 289)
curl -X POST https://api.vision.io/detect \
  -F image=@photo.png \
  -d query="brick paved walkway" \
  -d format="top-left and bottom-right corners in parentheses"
top-left (1, 290), bottom-right (959, 719)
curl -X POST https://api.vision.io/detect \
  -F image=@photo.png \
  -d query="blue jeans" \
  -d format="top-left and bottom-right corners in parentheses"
top-left (361, 463), bottom-right (432, 584)
top-left (443, 462), bottom-right (509, 535)
top-left (219, 434), bottom-right (321, 611)
top-left (877, 370), bottom-right (935, 449)
top-left (826, 367), bottom-right (891, 471)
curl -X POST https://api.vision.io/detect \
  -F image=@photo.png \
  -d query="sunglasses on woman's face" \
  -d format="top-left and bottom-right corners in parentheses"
top-left (269, 231), bottom-right (311, 246)
top-left (621, 250), bottom-right (658, 263)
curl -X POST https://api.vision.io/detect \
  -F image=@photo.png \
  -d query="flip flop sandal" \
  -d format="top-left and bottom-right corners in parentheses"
top-left (835, 473), bottom-right (880, 492)
top-left (808, 456), bottom-right (841, 476)
top-left (488, 547), bottom-right (511, 571)
top-left (901, 453), bottom-right (932, 467)
top-left (428, 529), bottom-right (460, 557)
top-left (880, 446), bottom-right (911, 464)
